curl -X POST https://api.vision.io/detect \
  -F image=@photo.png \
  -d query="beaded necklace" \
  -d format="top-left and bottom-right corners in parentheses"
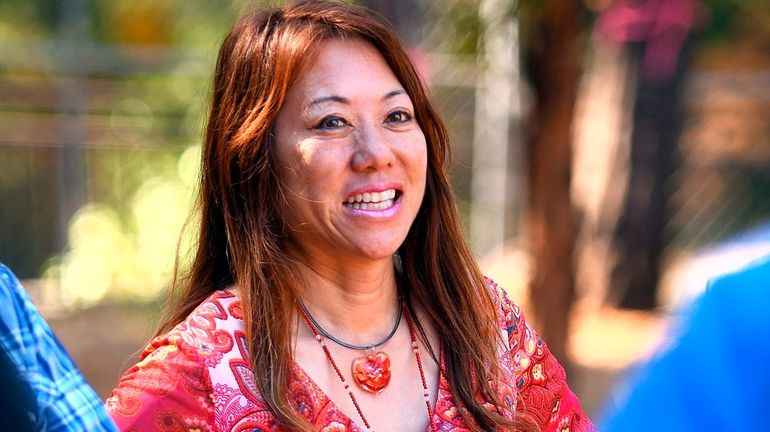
top-left (300, 301), bottom-right (401, 393)
top-left (299, 304), bottom-right (437, 432)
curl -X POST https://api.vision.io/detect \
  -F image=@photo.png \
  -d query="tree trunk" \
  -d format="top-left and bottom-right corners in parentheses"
top-left (609, 39), bottom-right (689, 310)
top-left (525, 0), bottom-right (581, 365)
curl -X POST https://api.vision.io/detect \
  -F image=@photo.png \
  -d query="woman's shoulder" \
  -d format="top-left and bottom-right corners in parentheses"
top-left (482, 275), bottom-right (596, 432)
top-left (107, 289), bottom-right (280, 431)
top-left (105, 291), bottom-right (238, 429)
top-left (483, 275), bottom-right (561, 379)
top-left (143, 289), bottom-right (244, 362)
top-left (482, 275), bottom-right (526, 337)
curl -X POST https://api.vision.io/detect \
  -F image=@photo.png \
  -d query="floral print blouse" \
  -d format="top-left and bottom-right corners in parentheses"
top-left (106, 278), bottom-right (594, 431)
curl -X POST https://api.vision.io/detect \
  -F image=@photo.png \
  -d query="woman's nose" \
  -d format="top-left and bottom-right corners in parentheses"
top-left (350, 124), bottom-right (394, 172)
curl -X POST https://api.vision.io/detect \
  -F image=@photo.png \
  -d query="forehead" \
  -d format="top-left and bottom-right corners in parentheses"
top-left (290, 38), bottom-right (403, 102)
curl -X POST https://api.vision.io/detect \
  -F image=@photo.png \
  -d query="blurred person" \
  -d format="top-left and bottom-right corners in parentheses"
top-left (600, 255), bottom-right (770, 430)
top-left (0, 346), bottom-right (37, 431)
top-left (0, 264), bottom-right (117, 431)
top-left (106, 1), bottom-right (594, 431)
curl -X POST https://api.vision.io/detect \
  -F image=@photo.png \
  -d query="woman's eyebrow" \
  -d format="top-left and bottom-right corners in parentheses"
top-left (306, 89), bottom-right (406, 110)
top-left (382, 89), bottom-right (406, 100)
top-left (307, 95), bottom-right (348, 109)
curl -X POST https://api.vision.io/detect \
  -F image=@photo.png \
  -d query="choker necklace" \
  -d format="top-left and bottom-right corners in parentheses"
top-left (299, 301), bottom-right (402, 393)
top-left (299, 303), bottom-right (436, 432)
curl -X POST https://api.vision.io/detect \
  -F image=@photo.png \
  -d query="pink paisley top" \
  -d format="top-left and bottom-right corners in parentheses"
top-left (106, 278), bottom-right (594, 431)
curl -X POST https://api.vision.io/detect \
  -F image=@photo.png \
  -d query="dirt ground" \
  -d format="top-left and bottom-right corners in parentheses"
top-left (46, 302), bottom-right (160, 402)
top-left (45, 299), bottom-right (664, 421)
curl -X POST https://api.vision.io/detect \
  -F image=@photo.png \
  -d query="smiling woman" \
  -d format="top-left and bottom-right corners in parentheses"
top-left (105, 1), bottom-right (594, 431)
top-left (275, 38), bottom-right (427, 264)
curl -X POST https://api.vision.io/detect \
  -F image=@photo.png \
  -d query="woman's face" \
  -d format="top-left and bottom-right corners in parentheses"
top-left (274, 38), bottom-right (427, 264)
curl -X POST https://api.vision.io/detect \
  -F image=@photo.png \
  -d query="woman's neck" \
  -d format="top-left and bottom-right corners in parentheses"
top-left (291, 253), bottom-right (401, 345)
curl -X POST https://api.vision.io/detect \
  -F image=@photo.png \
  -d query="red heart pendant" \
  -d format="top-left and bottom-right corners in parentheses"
top-left (351, 351), bottom-right (391, 393)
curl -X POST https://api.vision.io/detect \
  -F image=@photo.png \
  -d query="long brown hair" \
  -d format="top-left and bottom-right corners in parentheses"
top-left (161, 1), bottom-right (534, 430)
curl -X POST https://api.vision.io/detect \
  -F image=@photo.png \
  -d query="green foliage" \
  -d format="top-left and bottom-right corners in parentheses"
top-left (90, 0), bottom-right (253, 46)
top-left (444, 0), bottom-right (484, 57)
top-left (737, 0), bottom-right (770, 44)
top-left (0, 0), bottom-right (252, 302)
top-left (698, 0), bottom-right (742, 44)
top-left (679, 0), bottom-right (770, 48)
top-left (695, 0), bottom-right (770, 42)
top-left (425, 0), bottom-right (482, 57)
top-left (0, 0), bottom-right (57, 39)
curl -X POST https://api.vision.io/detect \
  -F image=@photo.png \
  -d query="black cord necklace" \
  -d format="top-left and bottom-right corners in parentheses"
top-left (299, 299), bottom-right (403, 351)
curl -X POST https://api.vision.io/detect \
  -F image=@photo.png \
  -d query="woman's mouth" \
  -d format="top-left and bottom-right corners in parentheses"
top-left (343, 188), bottom-right (400, 211)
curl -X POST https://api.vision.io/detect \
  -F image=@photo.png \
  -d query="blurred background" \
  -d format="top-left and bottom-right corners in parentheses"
top-left (1, 0), bottom-right (769, 421)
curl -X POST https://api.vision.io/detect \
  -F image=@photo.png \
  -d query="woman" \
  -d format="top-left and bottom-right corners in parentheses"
top-left (106, 1), bottom-right (594, 431)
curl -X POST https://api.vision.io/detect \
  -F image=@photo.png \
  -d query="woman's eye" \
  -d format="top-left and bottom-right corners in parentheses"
top-left (315, 116), bottom-right (347, 130)
top-left (386, 110), bottom-right (412, 124)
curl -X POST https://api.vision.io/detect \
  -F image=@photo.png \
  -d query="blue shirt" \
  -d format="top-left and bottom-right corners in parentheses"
top-left (0, 264), bottom-right (117, 431)
top-left (600, 256), bottom-right (770, 431)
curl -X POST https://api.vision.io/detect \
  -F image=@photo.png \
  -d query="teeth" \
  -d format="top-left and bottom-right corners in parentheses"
top-left (345, 189), bottom-right (397, 205)
top-left (350, 199), bottom-right (394, 210)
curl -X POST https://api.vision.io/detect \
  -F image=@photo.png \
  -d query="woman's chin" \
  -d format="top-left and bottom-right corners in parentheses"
top-left (353, 247), bottom-right (400, 262)
top-left (347, 239), bottom-right (405, 263)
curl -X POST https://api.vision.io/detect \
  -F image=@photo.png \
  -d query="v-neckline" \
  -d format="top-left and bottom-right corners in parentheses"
top-left (213, 288), bottom-right (451, 430)
top-left (290, 348), bottom-right (445, 431)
